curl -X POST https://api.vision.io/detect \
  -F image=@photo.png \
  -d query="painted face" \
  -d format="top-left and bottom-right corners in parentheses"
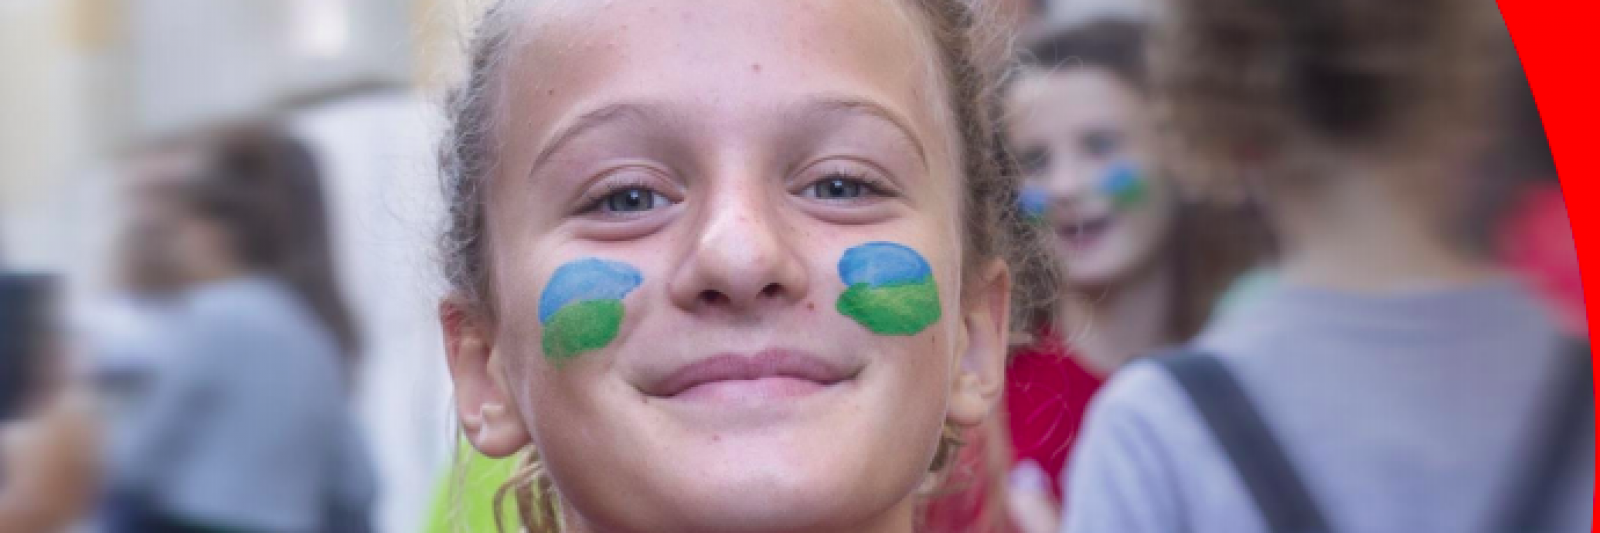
top-left (836, 242), bottom-right (941, 335)
top-left (537, 258), bottom-right (642, 363)
top-left (459, 1), bottom-right (1004, 531)
top-left (1007, 68), bottom-right (1178, 287)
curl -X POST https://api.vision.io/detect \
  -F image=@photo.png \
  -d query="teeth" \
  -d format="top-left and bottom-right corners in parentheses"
top-left (1061, 217), bottom-right (1111, 240)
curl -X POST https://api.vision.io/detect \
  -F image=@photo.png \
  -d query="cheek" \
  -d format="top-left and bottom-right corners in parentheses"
top-left (1104, 189), bottom-right (1178, 269)
top-left (534, 258), bottom-right (643, 365)
top-left (833, 242), bottom-right (944, 337)
top-left (1098, 163), bottom-right (1154, 211)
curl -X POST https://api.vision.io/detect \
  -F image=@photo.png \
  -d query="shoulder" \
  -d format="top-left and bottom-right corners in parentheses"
top-left (178, 278), bottom-right (342, 365)
top-left (1087, 358), bottom-right (1194, 427)
top-left (1073, 355), bottom-right (1240, 484)
top-left (1062, 357), bottom-right (1242, 532)
top-left (185, 278), bottom-right (324, 339)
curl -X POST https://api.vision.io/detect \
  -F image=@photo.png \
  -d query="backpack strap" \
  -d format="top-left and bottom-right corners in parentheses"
top-left (1489, 338), bottom-right (1594, 533)
top-left (1156, 350), bottom-right (1332, 533)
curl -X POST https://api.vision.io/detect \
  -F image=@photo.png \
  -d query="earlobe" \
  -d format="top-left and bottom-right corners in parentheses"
top-left (441, 298), bottom-right (531, 457)
top-left (947, 260), bottom-right (1012, 428)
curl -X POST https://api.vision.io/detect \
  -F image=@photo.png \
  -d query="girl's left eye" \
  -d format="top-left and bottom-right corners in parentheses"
top-left (799, 171), bottom-right (888, 202)
top-left (594, 187), bottom-right (674, 214)
top-left (605, 188), bottom-right (670, 212)
top-left (808, 177), bottom-right (867, 200)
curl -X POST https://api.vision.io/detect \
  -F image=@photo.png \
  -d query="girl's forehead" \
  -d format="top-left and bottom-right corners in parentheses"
top-left (1007, 69), bottom-right (1142, 132)
top-left (494, 0), bottom-right (958, 164)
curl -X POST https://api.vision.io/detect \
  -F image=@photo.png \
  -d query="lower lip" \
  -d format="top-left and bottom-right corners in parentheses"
top-left (673, 376), bottom-right (833, 403)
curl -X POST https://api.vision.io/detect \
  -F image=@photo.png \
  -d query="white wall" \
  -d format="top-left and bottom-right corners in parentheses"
top-left (291, 92), bottom-right (454, 533)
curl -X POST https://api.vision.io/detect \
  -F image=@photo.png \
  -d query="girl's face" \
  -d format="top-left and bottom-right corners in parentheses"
top-left (1006, 68), bottom-right (1177, 287)
top-left (443, 1), bottom-right (1010, 531)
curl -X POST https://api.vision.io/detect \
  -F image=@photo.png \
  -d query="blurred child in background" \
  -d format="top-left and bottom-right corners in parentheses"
top-left (925, 19), bottom-right (1269, 533)
top-left (0, 274), bottom-right (99, 533)
top-left (1064, 1), bottom-right (1592, 532)
top-left (102, 125), bottom-right (375, 533)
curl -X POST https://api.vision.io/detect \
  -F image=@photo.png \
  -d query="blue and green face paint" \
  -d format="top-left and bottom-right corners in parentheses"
top-left (1019, 184), bottom-right (1050, 225)
top-left (537, 258), bottom-right (642, 364)
top-left (1098, 162), bottom-right (1149, 210)
top-left (1019, 163), bottom-right (1147, 222)
top-left (835, 242), bottom-right (941, 336)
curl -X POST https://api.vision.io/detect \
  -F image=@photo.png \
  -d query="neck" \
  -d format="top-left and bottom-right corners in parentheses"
top-left (1059, 259), bottom-right (1174, 376)
top-left (1272, 166), bottom-right (1502, 293)
top-left (559, 495), bottom-right (918, 533)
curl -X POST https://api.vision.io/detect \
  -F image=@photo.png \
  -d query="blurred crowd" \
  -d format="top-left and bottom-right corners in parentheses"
top-left (0, 0), bottom-right (1589, 532)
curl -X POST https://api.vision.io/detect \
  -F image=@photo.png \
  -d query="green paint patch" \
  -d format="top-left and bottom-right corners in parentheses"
top-left (541, 299), bottom-right (624, 363)
top-left (836, 279), bottom-right (941, 336)
top-left (1100, 164), bottom-right (1149, 210)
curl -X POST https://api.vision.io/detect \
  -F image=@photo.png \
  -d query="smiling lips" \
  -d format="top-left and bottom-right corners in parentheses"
top-left (1059, 214), bottom-right (1114, 250)
top-left (649, 349), bottom-right (857, 401)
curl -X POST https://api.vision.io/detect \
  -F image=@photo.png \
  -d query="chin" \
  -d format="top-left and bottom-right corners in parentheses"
top-left (577, 466), bottom-right (889, 533)
top-left (1061, 243), bottom-right (1144, 289)
top-left (1064, 260), bottom-right (1131, 288)
top-left (674, 486), bottom-right (863, 533)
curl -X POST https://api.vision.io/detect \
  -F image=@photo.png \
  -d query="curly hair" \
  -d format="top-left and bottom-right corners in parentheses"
top-left (1150, 0), bottom-right (1508, 197)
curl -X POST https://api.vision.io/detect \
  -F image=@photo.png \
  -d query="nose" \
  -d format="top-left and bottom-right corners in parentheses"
top-left (668, 177), bottom-right (809, 317)
top-left (1045, 158), bottom-right (1094, 206)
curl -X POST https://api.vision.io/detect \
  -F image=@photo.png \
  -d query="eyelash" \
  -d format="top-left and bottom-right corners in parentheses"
top-left (803, 168), bottom-right (896, 199)
top-left (577, 175), bottom-right (668, 215)
top-left (573, 165), bottom-right (895, 216)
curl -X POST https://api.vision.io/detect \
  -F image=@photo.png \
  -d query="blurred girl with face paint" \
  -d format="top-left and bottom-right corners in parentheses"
top-left (1064, 2), bottom-right (1591, 532)
top-left (923, 20), bottom-right (1269, 533)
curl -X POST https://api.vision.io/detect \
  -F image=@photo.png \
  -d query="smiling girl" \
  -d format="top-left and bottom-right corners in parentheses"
top-left (949, 21), bottom-right (1267, 532)
top-left (435, 1), bottom-right (1059, 532)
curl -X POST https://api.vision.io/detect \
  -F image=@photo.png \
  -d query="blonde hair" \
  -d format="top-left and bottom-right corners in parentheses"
top-left (436, 0), bottom-right (1058, 530)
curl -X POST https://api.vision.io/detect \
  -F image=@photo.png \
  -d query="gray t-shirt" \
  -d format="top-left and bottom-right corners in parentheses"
top-left (1062, 280), bottom-right (1593, 533)
top-left (114, 276), bottom-right (375, 532)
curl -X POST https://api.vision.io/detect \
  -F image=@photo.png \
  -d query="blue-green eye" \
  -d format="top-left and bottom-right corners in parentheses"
top-left (810, 177), bottom-right (867, 200)
top-left (1082, 129), bottom-right (1124, 159)
top-left (1017, 147), bottom-right (1050, 175)
top-left (601, 188), bottom-right (671, 213)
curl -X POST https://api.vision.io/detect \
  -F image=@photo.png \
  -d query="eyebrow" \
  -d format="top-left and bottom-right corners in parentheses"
top-left (527, 102), bottom-right (664, 175)
top-left (804, 95), bottom-right (931, 171)
top-left (525, 95), bottom-right (931, 176)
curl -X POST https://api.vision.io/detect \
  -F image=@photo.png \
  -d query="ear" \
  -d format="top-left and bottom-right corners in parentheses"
top-left (947, 258), bottom-right (1011, 428)
top-left (441, 297), bottom-right (530, 457)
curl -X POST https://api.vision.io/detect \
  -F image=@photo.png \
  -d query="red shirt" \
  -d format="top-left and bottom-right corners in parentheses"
top-left (1004, 333), bottom-right (1104, 502)
top-left (921, 333), bottom-right (1104, 532)
top-left (1499, 185), bottom-right (1585, 336)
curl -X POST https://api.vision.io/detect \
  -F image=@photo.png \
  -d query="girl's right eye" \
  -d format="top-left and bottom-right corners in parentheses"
top-left (1017, 147), bottom-right (1050, 176)
top-left (577, 172), bottom-right (680, 218)
top-left (1081, 129), bottom-right (1124, 159)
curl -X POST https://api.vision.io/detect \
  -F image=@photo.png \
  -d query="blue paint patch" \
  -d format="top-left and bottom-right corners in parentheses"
top-left (1097, 162), bottom-right (1148, 209)
top-left (537, 258), bottom-right (643, 323)
top-left (838, 242), bottom-right (933, 288)
top-left (1019, 185), bottom-right (1050, 221)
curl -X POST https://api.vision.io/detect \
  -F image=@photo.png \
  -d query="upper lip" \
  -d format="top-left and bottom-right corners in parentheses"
top-left (645, 349), bottom-right (858, 398)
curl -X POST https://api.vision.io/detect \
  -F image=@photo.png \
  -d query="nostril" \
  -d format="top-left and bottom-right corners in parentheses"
top-left (760, 284), bottom-right (783, 299)
top-left (699, 290), bottom-right (728, 306)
